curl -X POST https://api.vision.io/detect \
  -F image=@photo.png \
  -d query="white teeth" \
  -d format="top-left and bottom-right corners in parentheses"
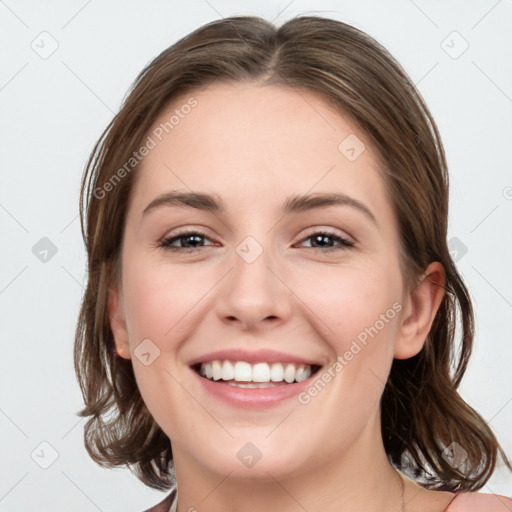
top-left (284, 363), bottom-right (296, 383)
top-left (197, 360), bottom-right (315, 384)
top-left (252, 363), bottom-right (270, 382)
top-left (212, 360), bottom-right (222, 381)
top-left (295, 364), bottom-right (310, 382)
top-left (227, 382), bottom-right (277, 388)
top-left (234, 361), bottom-right (252, 382)
top-left (222, 360), bottom-right (234, 380)
top-left (270, 362), bottom-right (284, 382)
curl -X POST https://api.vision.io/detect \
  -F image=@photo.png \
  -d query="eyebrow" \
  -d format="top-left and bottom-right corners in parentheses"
top-left (142, 191), bottom-right (378, 226)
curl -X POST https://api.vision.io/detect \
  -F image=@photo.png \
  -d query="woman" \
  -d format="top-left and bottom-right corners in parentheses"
top-left (74, 15), bottom-right (511, 512)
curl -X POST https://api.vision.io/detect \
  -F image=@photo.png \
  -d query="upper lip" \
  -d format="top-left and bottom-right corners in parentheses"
top-left (188, 348), bottom-right (323, 367)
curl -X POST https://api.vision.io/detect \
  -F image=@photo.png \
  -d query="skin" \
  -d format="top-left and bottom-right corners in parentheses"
top-left (108, 82), bottom-right (455, 512)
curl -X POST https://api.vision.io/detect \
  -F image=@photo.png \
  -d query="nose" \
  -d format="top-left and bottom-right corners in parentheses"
top-left (215, 242), bottom-right (292, 331)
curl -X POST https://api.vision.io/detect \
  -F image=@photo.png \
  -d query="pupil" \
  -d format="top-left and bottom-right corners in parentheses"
top-left (314, 234), bottom-right (332, 247)
top-left (185, 234), bottom-right (202, 247)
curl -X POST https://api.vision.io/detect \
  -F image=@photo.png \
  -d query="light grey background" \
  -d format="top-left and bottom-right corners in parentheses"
top-left (1, 0), bottom-right (511, 510)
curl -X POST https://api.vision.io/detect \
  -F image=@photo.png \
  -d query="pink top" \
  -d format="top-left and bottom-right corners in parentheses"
top-left (444, 491), bottom-right (512, 511)
top-left (144, 489), bottom-right (512, 511)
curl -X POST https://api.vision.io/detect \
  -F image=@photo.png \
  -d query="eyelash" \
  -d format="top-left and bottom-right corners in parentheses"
top-left (159, 229), bottom-right (354, 253)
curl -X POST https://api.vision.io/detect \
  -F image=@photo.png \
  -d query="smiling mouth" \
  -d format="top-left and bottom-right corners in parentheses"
top-left (192, 360), bottom-right (322, 388)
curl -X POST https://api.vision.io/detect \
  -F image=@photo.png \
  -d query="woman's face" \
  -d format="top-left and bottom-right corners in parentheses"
top-left (109, 82), bottom-right (418, 480)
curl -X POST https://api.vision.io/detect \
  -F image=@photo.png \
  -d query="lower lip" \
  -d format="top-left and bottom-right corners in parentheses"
top-left (191, 368), bottom-right (317, 409)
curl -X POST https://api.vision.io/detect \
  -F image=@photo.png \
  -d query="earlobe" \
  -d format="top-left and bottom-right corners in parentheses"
top-left (394, 262), bottom-right (446, 360)
top-left (108, 288), bottom-right (131, 360)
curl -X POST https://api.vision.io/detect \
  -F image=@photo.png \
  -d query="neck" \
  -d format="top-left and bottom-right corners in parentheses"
top-left (172, 413), bottom-right (404, 512)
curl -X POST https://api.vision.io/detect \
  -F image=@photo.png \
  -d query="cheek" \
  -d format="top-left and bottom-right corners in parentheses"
top-left (296, 261), bottom-right (402, 350)
top-left (119, 258), bottom-right (200, 430)
top-left (122, 257), bottom-right (209, 342)
top-left (119, 255), bottom-right (220, 427)
top-left (292, 261), bottom-right (402, 406)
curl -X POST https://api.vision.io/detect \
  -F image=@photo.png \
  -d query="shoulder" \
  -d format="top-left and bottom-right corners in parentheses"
top-left (142, 487), bottom-right (177, 512)
top-left (446, 491), bottom-right (512, 512)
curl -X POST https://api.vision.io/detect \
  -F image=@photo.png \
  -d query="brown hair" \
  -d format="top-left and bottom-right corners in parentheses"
top-left (74, 15), bottom-right (510, 491)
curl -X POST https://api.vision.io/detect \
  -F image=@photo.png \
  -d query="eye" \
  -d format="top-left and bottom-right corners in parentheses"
top-left (159, 230), bottom-right (216, 251)
top-left (296, 230), bottom-right (354, 252)
top-left (159, 229), bottom-right (354, 253)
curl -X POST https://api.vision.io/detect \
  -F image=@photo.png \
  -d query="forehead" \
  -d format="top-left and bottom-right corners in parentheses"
top-left (130, 82), bottom-right (390, 220)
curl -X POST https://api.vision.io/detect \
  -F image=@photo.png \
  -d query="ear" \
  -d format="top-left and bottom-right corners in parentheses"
top-left (108, 288), bottom-right (131, 360)
top-left (394, 261), bottom-right (446, 359)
